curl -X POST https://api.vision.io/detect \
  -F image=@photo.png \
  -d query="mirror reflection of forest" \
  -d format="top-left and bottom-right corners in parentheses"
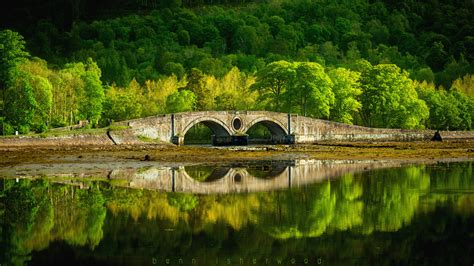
top-left (1, 162), bottom-right (473, 265)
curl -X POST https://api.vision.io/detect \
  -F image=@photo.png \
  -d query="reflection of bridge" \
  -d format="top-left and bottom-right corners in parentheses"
top-left (111, 111), bottom-right (431, 145)
top-left (110, 160), bottom-right (404, 194)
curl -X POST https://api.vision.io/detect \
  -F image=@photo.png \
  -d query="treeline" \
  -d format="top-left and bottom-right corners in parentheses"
top-left (19, 0), bottom-right (473, 90)
top-left (0, 29), bottom-right (473, 135)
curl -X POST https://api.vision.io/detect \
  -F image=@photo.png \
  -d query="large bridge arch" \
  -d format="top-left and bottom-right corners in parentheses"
top-left (245, 117), bottom-right (289, 144)
top-left (181, 117), bottom-right (232, 137)
top-left (177, 116), bottom-right (233, 145)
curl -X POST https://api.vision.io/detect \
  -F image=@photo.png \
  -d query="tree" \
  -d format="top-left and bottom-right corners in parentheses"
top-left (103, 83), bottom-right (143, 121)
top-left (359, 63), bottom-right (429, 129)
top-left (165, 89), bottom-right (196, 113)
top-left (285, 62), bottom-right (334, 118)
top-left (185, 68), bottom-right (215, 110)
top-left (250, 61), bottom-right (296, 111)
top-left (232, 25), bottom-right (260, 54)
top-left (30, 75), bottom-right (53, 132)
top-left (3, 67), bottom-right (37, 134)
top-left (18, 58), bottom-right (53, 132)
top-left (0, 30), bottom-right (30, 126)
top-left (78, 58), bottom-right (104, 126)
top-left (328, 68), bottom-right (362, 124)
top-left (0, 30), bottom-right (29, 89)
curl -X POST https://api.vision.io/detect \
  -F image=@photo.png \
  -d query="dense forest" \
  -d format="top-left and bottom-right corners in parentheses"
top-left (0, 0), bottom-right (473, 134)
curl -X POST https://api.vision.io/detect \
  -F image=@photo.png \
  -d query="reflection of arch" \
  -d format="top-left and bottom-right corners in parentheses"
top-left (184, 166), bottom-right (231, 182)
top-left (246, 164), bottom-right (288, 179)
top-left (246, 118), bottom-right (288, 143)
top-left (182, 117), bottom-right (232, 137)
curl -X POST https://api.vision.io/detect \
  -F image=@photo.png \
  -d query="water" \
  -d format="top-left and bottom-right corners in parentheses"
top-left (1, 160), bottom-right (473, 265)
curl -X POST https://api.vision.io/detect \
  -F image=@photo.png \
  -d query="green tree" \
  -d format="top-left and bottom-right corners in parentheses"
top-left (185, 68), bottom-right (215, 110)
top-left (328, 68), bottom-right (362, 124)
top-left (3, 68), bottom-right (37, 134)
top-left (103, 82), bottom-right (143, 121)
top-left (0, 30), bottom-right (29, 90)
top-left (251, 61), bottom-right (296, 111)
top-left (78, 59), bottom-right (104, 126)
top-left (30, 75), bottom-right (53, 132)
top-left (285, 62), bottom-right (334, 118)
top-left (0, 30), bottom-right (30, 131)
top-left (165, 89), bottom-right (197, 113)
top-left (359, 63), bottom-right (429, 129)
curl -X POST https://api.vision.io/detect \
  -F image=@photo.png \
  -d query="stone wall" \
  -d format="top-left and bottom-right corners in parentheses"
top-left (0, 133), bottom-right (113, 147)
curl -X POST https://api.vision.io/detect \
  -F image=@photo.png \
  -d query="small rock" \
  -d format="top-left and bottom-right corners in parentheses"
top-left (431, 131), bottom-right (443, 141)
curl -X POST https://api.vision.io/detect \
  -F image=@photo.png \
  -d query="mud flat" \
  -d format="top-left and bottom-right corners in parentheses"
top-left (1, 133), bottom-right (473, 167)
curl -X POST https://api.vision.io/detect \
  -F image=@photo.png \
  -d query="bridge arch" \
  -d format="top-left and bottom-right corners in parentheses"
top-left (245, 117), bottom-right (289, 144)
top-left (181, 117), bottom-right (232, 142)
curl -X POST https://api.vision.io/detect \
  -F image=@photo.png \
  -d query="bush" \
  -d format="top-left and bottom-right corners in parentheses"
top-left (1, 120), bottom-right (15, 135)
top-left (18, 124), bottom-right (30, 134)
top-left (32, 122), bottom-right (48, 133)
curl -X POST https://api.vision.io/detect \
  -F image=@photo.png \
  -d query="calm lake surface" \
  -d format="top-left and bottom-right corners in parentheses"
top-left (1, 160), bottom-right (473, 265)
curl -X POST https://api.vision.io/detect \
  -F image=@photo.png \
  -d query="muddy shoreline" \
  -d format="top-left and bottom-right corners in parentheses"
top-left (1, 140), bottom-right (474, 167)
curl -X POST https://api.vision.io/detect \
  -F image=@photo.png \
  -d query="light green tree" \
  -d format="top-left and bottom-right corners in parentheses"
top-left (3, 68), bottom-right (37, 134)
top-left (328, 68), bottom-right (362, 124)
top-left (78, 58), bottom-right (104, 126)
top-left (359, 63), bottom-right (429, 129)
top-left (287, 62), bottom-right (334, 118)
top-left (166, 89), bottom-right (197, 113)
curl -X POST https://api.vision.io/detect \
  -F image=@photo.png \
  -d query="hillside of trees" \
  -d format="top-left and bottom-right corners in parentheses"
top-left (0, 0), bottom-right (473, 134)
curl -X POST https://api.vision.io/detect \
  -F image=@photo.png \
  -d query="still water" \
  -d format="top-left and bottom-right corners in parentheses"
top-left (1, 160), bottom-right (473, 265)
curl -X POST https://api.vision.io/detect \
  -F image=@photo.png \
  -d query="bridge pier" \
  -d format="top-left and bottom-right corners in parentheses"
top-left (172, 135), bottom-right (184, 145)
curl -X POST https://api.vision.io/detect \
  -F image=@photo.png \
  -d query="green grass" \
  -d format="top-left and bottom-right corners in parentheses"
top-left (137, 135), bottom-right (160, 143)
top-left (108, 125), bottom-right (130, 131)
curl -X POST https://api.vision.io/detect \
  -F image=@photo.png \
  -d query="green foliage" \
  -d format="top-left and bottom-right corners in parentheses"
top-left (251, 60), bottom-right (295, 111)
top-left (288, 62), bottom-right (334, 118)
top-left (103, 80), bottom-right (143, 121)
top-left (78, 59), bottom-right (105, 126)
top-left (165, 89), bottom-right (197, 113)
top-left (416, 81), bottom-right (474, 130)
top-left (167, 193), bottom-right (199, 212)
top-left (359, 63), bottom-right (429, 129)
top-left (328, 68), bottom-right (362, 124)
top-left (4, 68), bottom-right (37, 134)
top-left (0, 29), bottom-right (30, 89)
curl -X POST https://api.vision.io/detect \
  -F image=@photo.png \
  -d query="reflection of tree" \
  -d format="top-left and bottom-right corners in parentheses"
top-left (266, 173), bottom-right (363, 239)
top-left (52, 184), bottom-right (106, 248)
top-left (361, 166), bottom-right (430, 233)
top-left (1, 179), bottom-right (106, 265)
top-left (3, 180), bottom-right (53, 265)
top-left (167, 193), bottom-right (199, 211)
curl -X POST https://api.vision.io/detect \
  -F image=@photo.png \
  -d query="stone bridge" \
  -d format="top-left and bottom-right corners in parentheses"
top-left (112, 111), bottom-right (433, 145)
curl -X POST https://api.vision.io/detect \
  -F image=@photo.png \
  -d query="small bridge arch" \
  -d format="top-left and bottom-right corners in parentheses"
top-left (245, 117), bottom-right (289, 144)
